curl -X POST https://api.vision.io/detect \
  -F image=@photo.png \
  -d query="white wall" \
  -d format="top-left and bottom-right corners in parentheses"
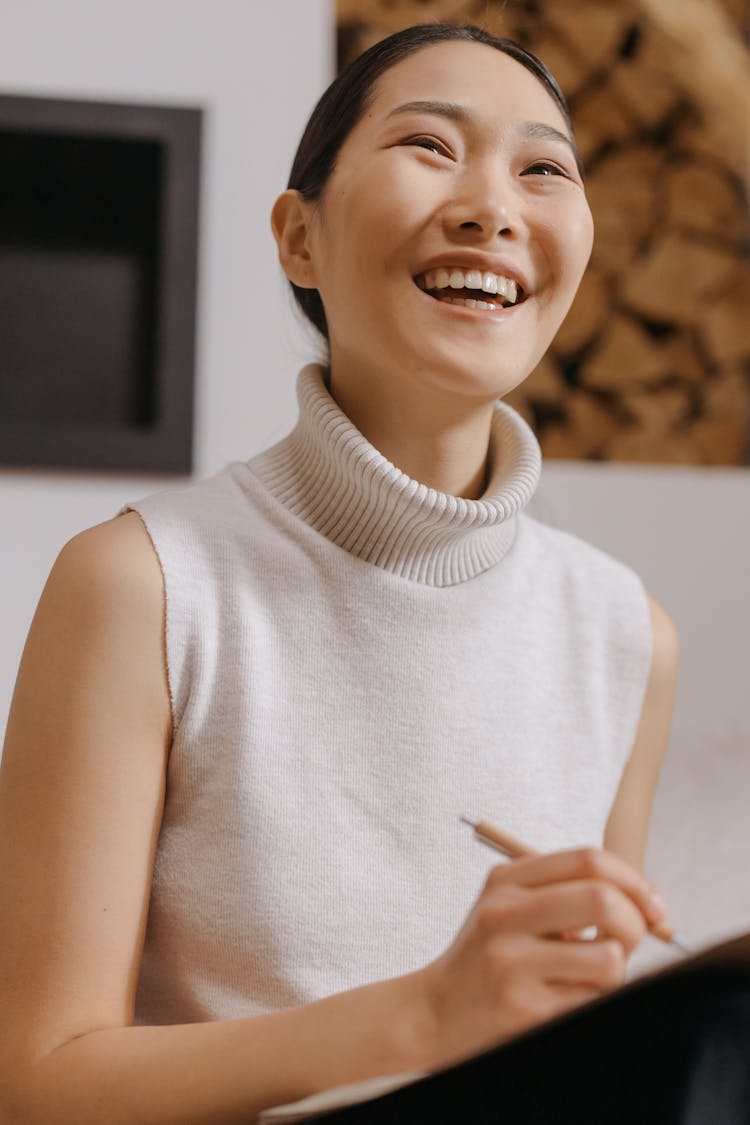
top-left (0, 0), bottom-right (332, 730)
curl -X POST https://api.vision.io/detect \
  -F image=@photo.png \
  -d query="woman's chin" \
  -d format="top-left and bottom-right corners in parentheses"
top-left (413, 351), bottom-right (533, 405)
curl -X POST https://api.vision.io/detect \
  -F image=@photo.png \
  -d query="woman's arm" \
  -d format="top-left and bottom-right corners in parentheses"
top-left (0, 517), bottom-right (668, 1124)
top-left (0, 515), bottom-right (431, 1123)
top-left (604, 594), bottom-right (680, 869)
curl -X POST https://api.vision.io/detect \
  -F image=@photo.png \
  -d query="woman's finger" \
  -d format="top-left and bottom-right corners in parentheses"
top-left (483, 846), bottom-right (666, 926)
top-left (537, 879), bottom-right (646, 952)
top-left (480, 877), bottom-right (647, 954)
top-left (530, 935), bottom-right (628, 990)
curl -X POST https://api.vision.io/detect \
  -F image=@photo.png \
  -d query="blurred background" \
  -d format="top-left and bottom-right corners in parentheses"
top-left (0, 0), bottom-right (748, 948)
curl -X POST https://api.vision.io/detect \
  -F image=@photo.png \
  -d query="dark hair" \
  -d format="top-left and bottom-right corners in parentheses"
top-left (286, 23), bottom-right (580, 341)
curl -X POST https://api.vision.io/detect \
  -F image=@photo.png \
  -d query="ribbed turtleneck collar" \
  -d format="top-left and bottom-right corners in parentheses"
top-left (249, 365), bottom-right (542, 587)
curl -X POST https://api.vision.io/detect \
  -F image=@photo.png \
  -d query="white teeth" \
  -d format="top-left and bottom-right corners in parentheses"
top-left (415, 266), bottom-right (521, 303)
top-left (500, 277), bottom-right (518, 302)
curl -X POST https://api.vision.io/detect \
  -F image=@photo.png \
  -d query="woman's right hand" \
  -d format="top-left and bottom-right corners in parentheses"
top-left (414, 847), bottom-right (668, 1070)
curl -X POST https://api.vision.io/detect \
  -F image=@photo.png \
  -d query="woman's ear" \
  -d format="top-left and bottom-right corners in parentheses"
top-left (271, 190), bottom-right (317, 289)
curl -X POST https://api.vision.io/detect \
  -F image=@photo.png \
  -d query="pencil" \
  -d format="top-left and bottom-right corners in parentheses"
top-left (460, 815), bottom-right (692, 954)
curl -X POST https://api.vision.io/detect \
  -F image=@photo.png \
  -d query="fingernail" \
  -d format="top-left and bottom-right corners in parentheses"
top-left (648, 890), bottom-right (668, 920)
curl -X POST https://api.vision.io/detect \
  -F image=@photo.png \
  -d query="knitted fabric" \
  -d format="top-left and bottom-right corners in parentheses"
top-left (126, 365), bottom-right (652, 1025)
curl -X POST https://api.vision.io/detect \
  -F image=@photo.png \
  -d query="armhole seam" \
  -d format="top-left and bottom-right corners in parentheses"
top-left (121, 505), bottom-right (177, 742)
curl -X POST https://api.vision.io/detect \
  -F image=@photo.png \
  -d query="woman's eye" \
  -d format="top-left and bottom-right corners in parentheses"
top-left (522, 161), bottom-right (568, 178)
top-left (405, 136), bottom-right (450, 157)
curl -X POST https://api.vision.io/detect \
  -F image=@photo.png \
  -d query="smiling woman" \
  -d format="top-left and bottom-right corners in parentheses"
top-left (0, 22), bottom-right (748, 1125)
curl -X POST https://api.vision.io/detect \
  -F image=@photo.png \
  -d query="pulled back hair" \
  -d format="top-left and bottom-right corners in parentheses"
top-left (286, 23), bottom-right (578, 341)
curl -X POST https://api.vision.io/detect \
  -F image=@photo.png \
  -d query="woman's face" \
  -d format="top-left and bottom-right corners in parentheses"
top-left (301, 41), bottom-right (594, 404)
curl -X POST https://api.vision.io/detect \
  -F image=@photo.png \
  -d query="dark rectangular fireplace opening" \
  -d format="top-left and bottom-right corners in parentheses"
top-left (0, 94), bottom-right (202, 472)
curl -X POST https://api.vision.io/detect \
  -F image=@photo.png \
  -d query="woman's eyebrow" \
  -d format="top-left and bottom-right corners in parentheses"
top-left (518, 120), bottom-right (577, 156)
top-left (384, 99), bottom-right (471, 125)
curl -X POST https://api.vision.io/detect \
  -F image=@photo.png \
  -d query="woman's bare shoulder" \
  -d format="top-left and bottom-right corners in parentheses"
top-left (8, 510), bottom-right (172, 756)
top-left (54, 509), bottom-right (163, 592)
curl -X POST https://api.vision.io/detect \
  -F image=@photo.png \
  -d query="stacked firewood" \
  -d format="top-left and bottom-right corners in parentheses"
top-left (337, 0), bottom-right (750, 464)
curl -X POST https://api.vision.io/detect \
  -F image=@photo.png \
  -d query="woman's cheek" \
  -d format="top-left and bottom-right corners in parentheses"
top-left (549, 209), bottom-right (593, 294)
top-left (569, 203), bottom-right (595, 265)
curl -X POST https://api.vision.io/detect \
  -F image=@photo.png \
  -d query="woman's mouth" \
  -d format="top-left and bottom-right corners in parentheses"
top-left (414, 267), bottom-right (526, 310)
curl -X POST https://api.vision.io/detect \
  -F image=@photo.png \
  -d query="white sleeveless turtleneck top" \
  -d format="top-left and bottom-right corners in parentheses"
top-left (126, 365), bottom-right (652, 1026)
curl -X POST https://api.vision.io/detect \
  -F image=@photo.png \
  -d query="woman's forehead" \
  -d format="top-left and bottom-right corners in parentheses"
top-left (364, 40), bottom-right (568, 132)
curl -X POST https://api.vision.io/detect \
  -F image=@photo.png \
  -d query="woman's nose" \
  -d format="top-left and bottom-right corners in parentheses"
top-left (443, 174), bottom-right (518, 240)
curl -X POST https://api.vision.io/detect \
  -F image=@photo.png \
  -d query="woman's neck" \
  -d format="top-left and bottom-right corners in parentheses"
top-left (327, 364), bottom-right (496, 500)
